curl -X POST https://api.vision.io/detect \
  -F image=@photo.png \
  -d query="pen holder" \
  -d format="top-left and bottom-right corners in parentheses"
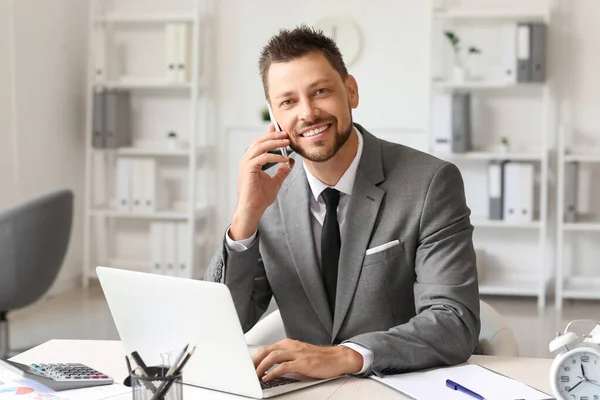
top-left (131, 366), bottom-right (183, 400)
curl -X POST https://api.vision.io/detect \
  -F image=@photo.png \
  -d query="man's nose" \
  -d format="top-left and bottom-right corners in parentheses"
top-left (298, 100), bottom-right (318, 122)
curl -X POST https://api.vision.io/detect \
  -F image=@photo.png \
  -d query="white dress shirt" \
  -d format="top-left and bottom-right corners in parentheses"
top-left (225, 127), bottom-right (374, 374)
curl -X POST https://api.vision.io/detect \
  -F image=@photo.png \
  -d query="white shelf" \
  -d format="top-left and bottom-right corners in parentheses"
top-left (116, 147), bottom-right (191, 157)
top-left (433, 80), bottom-right (543, 90)
top-left (90, 206), bottom-right (209, 220)
top-left (98, 80), bottom-right (194, 90)
top-left (433, 9), bottom-right (547, 22)
top-left (472, 219), bottom-right (542, 229)
top-left (479, 277), bottom-right (540, 296)
top-left (437, 151), bottom-right (544, 162)
top-left (97, 13), bottom-right (195, 23)
top-left (564, 153), bottom-right (600, 163)
top-left (563, 222), bottom-right (600, 232)
top-left (563, 278), bottom-right (600, 300)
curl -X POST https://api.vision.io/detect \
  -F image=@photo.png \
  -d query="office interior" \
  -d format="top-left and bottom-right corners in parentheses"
top-left (1, 0), bottom-right (600, 395)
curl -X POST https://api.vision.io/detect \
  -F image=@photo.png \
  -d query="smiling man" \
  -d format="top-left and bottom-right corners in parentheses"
top-left (205, 25), bottom-right (480, 381)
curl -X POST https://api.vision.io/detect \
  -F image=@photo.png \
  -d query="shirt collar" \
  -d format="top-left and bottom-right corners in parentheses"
top-left (304, 126), bottom-right (363, 202)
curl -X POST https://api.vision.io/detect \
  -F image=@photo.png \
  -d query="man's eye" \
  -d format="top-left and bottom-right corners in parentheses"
top-left (281, 100), bottom-right (292, 107)
top-left (316, 88), bottom-right (329, 95)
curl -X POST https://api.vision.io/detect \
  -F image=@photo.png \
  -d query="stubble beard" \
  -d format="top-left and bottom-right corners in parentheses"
top-left (290, 115), bottom-right (354, 163)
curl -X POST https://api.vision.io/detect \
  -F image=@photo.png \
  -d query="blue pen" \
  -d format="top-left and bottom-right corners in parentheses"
top-left (446, 379), bottom-right (485, 400)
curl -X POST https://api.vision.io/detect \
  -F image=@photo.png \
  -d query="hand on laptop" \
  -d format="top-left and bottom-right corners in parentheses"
top-left (252, 338), bottom-right (363, 382)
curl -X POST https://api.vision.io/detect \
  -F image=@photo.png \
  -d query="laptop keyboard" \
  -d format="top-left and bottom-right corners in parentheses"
top-left (260, 376), bottom-right (301, 389)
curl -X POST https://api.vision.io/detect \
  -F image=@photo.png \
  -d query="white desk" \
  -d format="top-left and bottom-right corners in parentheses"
top-left (10, 340), bottom-right (553, 399)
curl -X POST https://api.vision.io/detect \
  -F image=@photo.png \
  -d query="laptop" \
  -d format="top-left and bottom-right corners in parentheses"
top-left (96, 266), bottom-right (337, 398)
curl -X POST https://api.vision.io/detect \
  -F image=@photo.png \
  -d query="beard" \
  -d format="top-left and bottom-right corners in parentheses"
top-left (289, 114), bottom-right (354, 163)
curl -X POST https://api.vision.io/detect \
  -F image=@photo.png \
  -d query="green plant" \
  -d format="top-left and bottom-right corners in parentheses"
top-left (260, 107), bottom-right (271, 122)
top-left (444, 31), bottom-right (481, 67)
top-left (167, 131), bottom-right (177, 138)
top-left (501, 137), bottom-right (509, 146)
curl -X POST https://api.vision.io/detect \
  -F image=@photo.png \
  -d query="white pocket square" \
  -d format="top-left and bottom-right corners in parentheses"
top-left (366, 240), bottom-right (400, 256)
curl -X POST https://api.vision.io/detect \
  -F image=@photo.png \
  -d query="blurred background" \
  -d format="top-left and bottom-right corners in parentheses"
top-left (1, 0), bottom-right (599, 359)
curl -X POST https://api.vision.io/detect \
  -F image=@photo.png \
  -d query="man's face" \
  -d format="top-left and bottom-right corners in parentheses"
top-left (266, 52), bottom-right (359, 162)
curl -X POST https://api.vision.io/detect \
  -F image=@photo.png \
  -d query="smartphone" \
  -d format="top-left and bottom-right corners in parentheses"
top-left (266, 103), bottom-right (291, 170)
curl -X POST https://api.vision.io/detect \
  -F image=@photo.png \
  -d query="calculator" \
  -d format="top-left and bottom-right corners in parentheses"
top-left (0, 359), bottom-right (114, 391)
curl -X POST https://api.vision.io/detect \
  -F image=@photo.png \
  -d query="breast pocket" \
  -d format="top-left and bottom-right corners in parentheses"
top-left (363, 240), bottom-right (404, 266)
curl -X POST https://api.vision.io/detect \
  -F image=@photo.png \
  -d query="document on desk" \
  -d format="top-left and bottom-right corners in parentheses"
top-left (370, 364), bottom-right (553, 400)
top-left (0, 370), bottom-right (130, 400)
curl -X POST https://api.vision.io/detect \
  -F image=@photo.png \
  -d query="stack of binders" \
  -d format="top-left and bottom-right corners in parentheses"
top-left (150, 222), bottom-right (192, 278)
top-left (165, 23), bottom-right (192, 83)
top-left (488, 161), bottom-right (535, 222)
top-left (564, 162), bottom-right (579, 223)
top-left (501, 22), bottom-right (547, 83)
top-left (115, 158), bottom-right (167, 214)
top-left (432, 92), bottom-right (472, 154)
top-left (92, 90), bottom-right (131, 149)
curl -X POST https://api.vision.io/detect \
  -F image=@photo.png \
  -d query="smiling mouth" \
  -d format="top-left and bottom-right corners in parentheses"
top-left (300, 124), bottom-right (331, 138)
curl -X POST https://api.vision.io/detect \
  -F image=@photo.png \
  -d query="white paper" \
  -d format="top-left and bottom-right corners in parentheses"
top-left (371, 364), bottom-right (552, 400)
top-left (0, 370), bottom-right (130, 400)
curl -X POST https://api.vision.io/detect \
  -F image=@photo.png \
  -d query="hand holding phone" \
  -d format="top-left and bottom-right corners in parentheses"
top-left (267, 103), bottom-right (292, 170)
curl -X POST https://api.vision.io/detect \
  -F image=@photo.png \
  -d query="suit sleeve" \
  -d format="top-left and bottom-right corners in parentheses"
top-left (204, 230), bottom-right (273, 332)
top-left (345, 162), bottom-right (481, 376)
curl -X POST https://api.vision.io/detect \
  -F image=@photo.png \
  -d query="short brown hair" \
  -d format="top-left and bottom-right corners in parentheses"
top-left (258, 24), bottom-right (349, 100)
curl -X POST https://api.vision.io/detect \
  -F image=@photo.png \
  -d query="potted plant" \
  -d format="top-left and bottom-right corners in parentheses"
top-left (167, 131), bottom-right (178, 150)
top-left (444, 31), bottom-right (481, 82)
top-left (500, 136), bottom-right (509, 154)
top-left (260, 107), bottom-right (271, 123)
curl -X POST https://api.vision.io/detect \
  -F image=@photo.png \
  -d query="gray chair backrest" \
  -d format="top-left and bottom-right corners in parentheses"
top-left (0, 190), bottom-right (73, 312)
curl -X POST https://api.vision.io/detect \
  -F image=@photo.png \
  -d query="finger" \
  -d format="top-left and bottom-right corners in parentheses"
top-left (245, 139), bottom-right (290, 160)
top-left (271, 158), bottom-right (295, 184)
top-left (262, 361), bottom-right (294, 382)
top-left (252, 345), bottom-right (273, 369)
top-left (256, 350), bottom-right (296, 378)
top-left (247, 153), bottom-right (289, 171)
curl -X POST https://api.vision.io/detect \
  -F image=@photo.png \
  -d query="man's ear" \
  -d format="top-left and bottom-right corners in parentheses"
top-left (345, 75), bottom-right (359, 109)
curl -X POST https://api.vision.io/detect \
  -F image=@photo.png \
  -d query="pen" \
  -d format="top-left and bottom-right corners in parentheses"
top-left (446, 379), bottom-right (485, 400)
top-left (130, 351), bottom-right (151, 376)
top-left (130, 352), bottom-right (158, 394)
top-left (166, 344), bottom-right (189, 377)
top-left (151, 346), bottom-right (196, 400)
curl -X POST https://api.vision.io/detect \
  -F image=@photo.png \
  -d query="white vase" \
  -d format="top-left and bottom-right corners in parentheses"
top-left (167, 137), bottom-right (178, 150)
top-left (453, 66), bottom-right (467, 82)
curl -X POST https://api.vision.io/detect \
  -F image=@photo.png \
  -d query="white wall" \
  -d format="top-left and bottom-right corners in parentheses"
top-left (215, 0), bottom-right (431, 231)
top-left (0, 0), bottom-right (89, 295)
top-left (0, 0), bottom-right (17, 211)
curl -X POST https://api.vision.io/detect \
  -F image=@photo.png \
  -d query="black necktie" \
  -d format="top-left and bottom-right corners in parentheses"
top-left (321, 188), bottom-right (341, 314)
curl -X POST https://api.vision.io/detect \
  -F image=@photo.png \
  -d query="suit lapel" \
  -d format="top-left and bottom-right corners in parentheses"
top-left (279, 161), bottom-right (333, 336)
top-left (331, 125), bottom-right (386, 341)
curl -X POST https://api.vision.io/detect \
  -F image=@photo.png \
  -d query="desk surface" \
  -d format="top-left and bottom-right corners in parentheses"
top-left (10, 340), bottom-right (553, 400)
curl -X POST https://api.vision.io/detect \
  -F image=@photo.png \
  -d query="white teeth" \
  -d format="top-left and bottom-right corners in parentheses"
top-left (303, 125), bottom-right (328, 137)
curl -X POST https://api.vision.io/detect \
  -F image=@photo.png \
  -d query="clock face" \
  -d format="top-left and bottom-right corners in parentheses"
top-left (552, 348), bottom-right (600, 400)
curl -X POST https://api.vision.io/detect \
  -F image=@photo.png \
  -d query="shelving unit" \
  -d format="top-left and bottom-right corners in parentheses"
top-left (82, 0), bottom-right (215, 286)
top-left (556, 125), bottom-right (600, 307)
top-left (433, 9), bottom-right (547, 23)
top-left (429, 3), bottom-right (553, 308)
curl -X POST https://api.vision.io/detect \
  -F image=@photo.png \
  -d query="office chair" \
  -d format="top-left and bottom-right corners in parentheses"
top-left (245, 299), bottom-right (519, 357)
top-left (0, 190), bottom-right (74, 358)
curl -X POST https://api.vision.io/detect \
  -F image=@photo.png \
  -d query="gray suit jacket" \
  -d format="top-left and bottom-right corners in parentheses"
top-left (205, 123), bottom-right (480, 376)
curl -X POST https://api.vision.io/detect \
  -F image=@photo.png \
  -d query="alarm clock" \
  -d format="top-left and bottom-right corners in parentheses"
top-left (549, 319), bottom-right (600, 400)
